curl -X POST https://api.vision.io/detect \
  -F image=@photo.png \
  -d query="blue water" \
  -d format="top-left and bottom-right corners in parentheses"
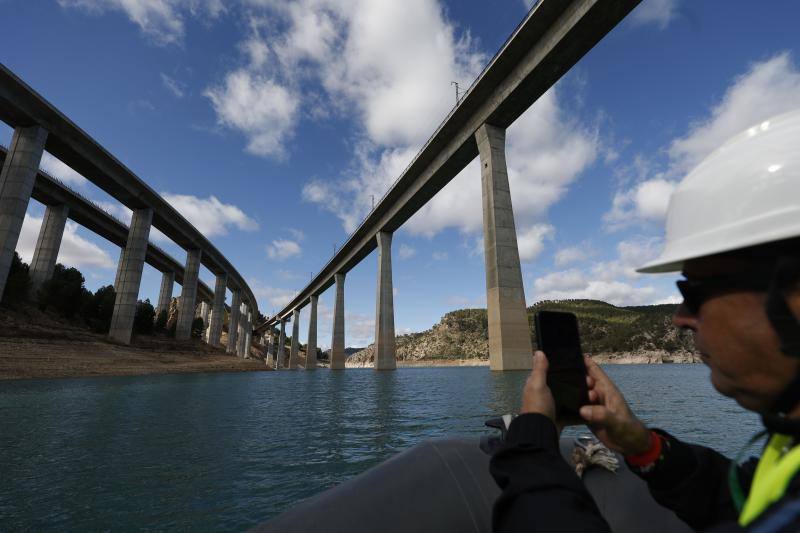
top-left (0, 365), bottom-right (761, 530)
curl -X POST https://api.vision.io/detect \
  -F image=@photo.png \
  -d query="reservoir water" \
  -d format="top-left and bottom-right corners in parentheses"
top-left (1, 365), bottom-right (761, 531)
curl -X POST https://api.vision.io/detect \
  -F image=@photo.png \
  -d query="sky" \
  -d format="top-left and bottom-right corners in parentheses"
top-left (1, 0), bottom-right (800, 349)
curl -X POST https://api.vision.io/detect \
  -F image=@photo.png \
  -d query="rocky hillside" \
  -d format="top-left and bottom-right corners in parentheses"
top-left (349, 300), bottom-right (699, 365)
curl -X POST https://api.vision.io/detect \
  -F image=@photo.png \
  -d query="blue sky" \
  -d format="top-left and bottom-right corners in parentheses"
top-left (2, 0), bottom-right (800, 348)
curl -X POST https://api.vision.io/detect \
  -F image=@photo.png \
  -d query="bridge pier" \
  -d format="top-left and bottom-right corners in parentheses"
top-left (244, 311), bottom-right (252, 358)
top-left (156, 271), bottom-right (174, 318)
top-left (476, 123), bottom-right (533, 371)
top-left (264, 333), bottom-right (275, 367)
top-left (0, 125), bottom-right (48, 301)
top-left (207, 273), bottom-right (227, 346)
top-left (238, 305), bottom-right (251, 358)
top-left (29, 203), bottom-right (69, 296)
top-left (267, 330), bottom-right (277, 368)
top-left (374, 232), bottom-right (396, 370)
top-left (330, 272), bottom-right (346, 369)
top-left (277, 318), bottom-right (287, 368)
top-left (199, 301), bottom-right (210, 332)
top-left (306, 295), bottom-right (318, 370)
top-left (109, 207), bottom-right (153, 344)
top-left (289, 308), bottom-right (300, 369)
top-left (175, 249), bottom-right (202, 340)
top-left (227, 289), bottom-right (241, 354)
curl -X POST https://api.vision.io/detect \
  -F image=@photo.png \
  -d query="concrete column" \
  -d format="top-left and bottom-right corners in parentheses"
top-left (0, 125), bottom-right (48, 301)
top-left (330, 272), bottom-right (346, 370)
top-left (289, 308), bottom-right (300, 369)
top-left (277, 319), bottom-right (287, 368)
top-left (244, 311), bottom-right (252, 358)
top-left (476, 123), bottom-right (533, 371)
top-left (156, 271), bottom-right (174, 317)
top-left (207, 273), bottom-right (227, 346)
top-left (227, 289), bottom-right (241, 354)
top-left (269, 328), bottom-right (279, 368)
top-left (200, 301), bottom-right (210, 330)
top-left (175, 249), bottom-right (202, 340)
top-left (109, 207), bottom-right (153, 344)
top-left (306, 295), bottom-right (318, 370)
top-left (374, 231), bottom-right (396, 370)
top-left (265, 334), bottom-right (274, 367)
top-left (28, 204), bottom-right (69, 296)
top-left (113, 247), bottom-right (125, 290)
top-left (237, 303), bottom-right (248, 358)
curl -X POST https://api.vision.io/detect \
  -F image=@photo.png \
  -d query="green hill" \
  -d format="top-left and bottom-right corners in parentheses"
top-left (349, 299), bottom-right (698, 365)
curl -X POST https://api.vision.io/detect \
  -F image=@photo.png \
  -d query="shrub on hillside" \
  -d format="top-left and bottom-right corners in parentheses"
top-left (1, 252), bottom-right (30, 307)
top-left (37, 264), bottom-right (88, 318)
top-left (133, 299), bottom-right (155, 335)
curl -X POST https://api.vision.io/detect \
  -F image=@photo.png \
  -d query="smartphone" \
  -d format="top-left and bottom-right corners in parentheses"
top-left (534, 311), bottom-right (589, 417)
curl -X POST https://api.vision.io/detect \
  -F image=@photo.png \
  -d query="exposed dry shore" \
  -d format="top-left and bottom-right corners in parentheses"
top-left (0, 307), bottom-right (269, 381)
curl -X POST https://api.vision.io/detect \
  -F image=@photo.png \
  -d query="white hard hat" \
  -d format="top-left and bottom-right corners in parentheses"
top-left (639, 109), bottom-right (800, 274)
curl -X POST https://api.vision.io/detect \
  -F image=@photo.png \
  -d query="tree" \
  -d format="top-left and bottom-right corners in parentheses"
top-left (1, 252), bottom-right (30, 307)
top-left (154, 309), bottom-right (168, 330)
top-left (191, 317), bottom-right (205, 338)
top-left (82, 285), bottom-right (116, 333)
top-left (37, 264), bottom-right (87, 318)
top-left (133, 299), bottom-right (155, 335)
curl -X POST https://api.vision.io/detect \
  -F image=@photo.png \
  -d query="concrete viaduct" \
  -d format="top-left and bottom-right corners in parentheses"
top-left (255, 0), bottom-right (641, 371)
top-left (0, 71), bottom-right (258, 357)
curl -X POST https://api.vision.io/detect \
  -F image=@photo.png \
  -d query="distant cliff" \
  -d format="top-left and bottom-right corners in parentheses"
top-left (348, 300), bottom-right (700, 366)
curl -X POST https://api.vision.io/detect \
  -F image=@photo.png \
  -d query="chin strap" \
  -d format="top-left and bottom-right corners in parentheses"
top-left (766, 258), bottom-right (800, 414)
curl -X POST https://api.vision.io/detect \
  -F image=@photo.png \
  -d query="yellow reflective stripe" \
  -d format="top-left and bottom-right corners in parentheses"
top-left (740, 434), bottom-right (800, 526)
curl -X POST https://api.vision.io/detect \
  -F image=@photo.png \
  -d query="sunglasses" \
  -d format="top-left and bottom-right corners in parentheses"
top-left (676, 276), bottom-right (771, 314)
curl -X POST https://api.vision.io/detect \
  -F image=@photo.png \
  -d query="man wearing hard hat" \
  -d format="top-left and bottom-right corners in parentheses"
top-left (491, 109), bottom-right (800, 532)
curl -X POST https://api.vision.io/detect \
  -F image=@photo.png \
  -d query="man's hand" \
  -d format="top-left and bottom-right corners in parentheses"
top-left (579, 356), bottom-right (651, 456)
top-left (521, 351), bottom-right (556, 421)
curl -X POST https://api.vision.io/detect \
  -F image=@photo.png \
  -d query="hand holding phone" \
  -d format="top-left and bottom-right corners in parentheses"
top-left (534, 311), bottom-right (590, 418)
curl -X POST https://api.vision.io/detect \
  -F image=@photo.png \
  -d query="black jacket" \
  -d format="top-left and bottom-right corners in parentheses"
top-left (490, 413), bottom-right (800, 532)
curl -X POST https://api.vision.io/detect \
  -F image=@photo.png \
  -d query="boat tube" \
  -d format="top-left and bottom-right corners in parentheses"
top-left (252, 436), bottom-right (691, 532)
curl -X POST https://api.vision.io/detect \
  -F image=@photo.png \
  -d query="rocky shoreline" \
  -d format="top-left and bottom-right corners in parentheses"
top-left (345, 351), bottom-right (700, 368)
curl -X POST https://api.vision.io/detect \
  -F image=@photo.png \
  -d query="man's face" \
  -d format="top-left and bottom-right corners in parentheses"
top-left (674, 256), bottom-right (800, 413)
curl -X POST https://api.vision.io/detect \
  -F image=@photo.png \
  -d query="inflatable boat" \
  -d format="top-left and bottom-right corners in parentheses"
top-left (252, 426), bottom-right (692, 533)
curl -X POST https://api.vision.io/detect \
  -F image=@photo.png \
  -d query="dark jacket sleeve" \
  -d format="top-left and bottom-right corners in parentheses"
top-left (632, 430), bottom-right (757, 530)
top-left (489, 413), bottom-right (611, 533)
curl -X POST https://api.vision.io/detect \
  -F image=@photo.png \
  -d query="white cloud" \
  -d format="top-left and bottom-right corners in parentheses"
top-left (590, 237), bottom-right (662, 282)
top-left (58, 0), bottom-right (225, 45)
top-left (204, 69), bottom-right (299, 158)
top-left (161, 193), bottom-right (259, 237)
top-left (286, 228), bottom-right (305, 241)
top-left (398, 244), bottom-right (416, 259)
top-left (160, 73), bottom-right (185, 98)
top-left (249, 279), bottom-right (297, 311)
top-left (17, 214), bottom-right (115, 269)
top-left (669, 52), bottom-right (800, 174)
top-left (535, 279), bottom-right (658, 307)
top-left (630, 0), bottom-right (679, 30)
top-left (40, 152), bottom-right (87, 187)
top-left (554, 246), bottom-right (588, 267)
top-left (404, 88), bottom-right (597, 237)
top-left (517, 224), bottom-right (554, 262)
top-left (267, 239), bottom-right (302, 261)
top-left (531, 237), bottom-right (669, 306)
top-left (604, 53), bottom-right (800, 230)
top-left (604, 178), bottom-right (677, 229)
top-left (534, 269), bottom-right (587, 293)
top-left (432, 251), bottom-right (448, 261)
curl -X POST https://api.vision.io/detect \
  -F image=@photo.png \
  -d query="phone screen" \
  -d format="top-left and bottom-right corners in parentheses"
top-left (534, 311), bottom-right (589, 417)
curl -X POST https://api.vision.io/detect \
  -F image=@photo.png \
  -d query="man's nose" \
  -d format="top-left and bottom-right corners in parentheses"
top-left (672, 303), bottom-right (699, 331)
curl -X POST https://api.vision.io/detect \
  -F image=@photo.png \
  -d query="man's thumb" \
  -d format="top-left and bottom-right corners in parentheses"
top-left (580, 405), bottom-right (610, 425)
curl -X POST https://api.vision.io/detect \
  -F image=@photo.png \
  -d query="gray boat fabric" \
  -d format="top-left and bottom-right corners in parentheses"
top-left (252, 438), bottom-right (692, 533)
